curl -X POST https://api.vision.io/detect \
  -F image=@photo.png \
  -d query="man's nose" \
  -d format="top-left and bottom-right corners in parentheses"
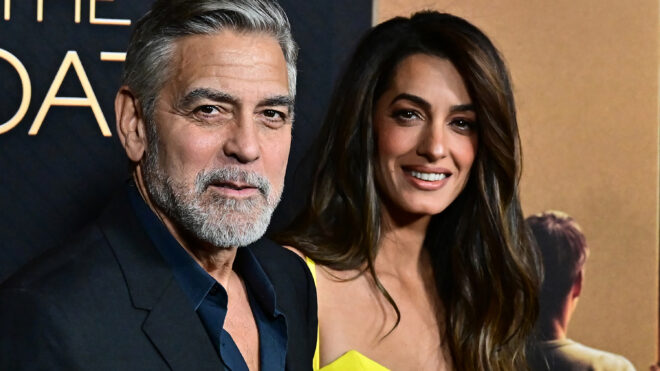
top-left (222, 116), bottom-right (260, 164)
top-left (416, 121), bottom-right (447, 162)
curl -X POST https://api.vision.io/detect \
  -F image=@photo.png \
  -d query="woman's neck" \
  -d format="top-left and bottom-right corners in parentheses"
top-left (374, 204), bottom-right (433, 281)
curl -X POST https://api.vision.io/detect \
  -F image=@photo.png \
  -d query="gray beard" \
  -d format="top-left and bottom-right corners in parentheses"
top-left (142, 147), bottom-right (281, 249)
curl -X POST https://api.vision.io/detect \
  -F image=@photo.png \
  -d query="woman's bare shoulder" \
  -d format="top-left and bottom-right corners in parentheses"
top-left (282, 245), bottom-right (364, 283)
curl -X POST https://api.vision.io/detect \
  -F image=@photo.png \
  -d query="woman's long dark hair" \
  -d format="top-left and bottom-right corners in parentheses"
top-left (276, 11), bottom-right (541, 371)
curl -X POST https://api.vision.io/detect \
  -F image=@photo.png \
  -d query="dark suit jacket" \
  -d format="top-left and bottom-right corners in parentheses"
top-left (0, 192), bottom-right (317, 370)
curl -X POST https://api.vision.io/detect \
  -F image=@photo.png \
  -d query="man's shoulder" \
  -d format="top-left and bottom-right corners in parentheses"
top-left (534, 339), bottom-right (636, 371)
top-left (0, 219), bottom-right (128, 369)
top-left (0, 193), bottom-right (187, 370)
top-left (0, 189), bottom-right (150, 306)
top-left (562, 340), bottom-right (636, 370)
top-left (1, 222), bottom-right (113, 294)
top-left (248, 237), bottom-right (305, 265)
top-left (247, 237), bottom-right (317, 371)
top-left (247, 237), bottom-right (311, 291)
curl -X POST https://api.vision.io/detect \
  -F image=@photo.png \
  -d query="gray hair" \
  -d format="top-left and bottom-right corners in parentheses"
top-left (121, 0), bottom-right (298, 124)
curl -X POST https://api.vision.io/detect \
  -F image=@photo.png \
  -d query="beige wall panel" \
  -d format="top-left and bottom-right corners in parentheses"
top-left (375, 0), bottom-right (659, 369)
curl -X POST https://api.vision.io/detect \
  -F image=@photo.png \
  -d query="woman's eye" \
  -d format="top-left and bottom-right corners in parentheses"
top-left (450, 118), bottom-right (475, 131)
top-left (393, 109), bottom-right (421, 121)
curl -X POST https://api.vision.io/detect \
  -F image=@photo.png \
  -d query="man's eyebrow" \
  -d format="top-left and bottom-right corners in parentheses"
top-left (179, 88), bottom-right (239, 108)
top-left (391, 93), bottom-right (475, 114)
top-left (258, 95), bottom-right (294, 112)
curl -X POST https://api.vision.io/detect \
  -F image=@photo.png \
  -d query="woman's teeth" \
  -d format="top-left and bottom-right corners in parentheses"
top-left (411, 171), bottom-right (447, 181)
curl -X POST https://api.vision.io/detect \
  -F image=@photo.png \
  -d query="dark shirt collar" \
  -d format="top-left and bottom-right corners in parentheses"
top-left (126, 182), bottom-right (216, 309)
top-left (126, 182), bottom-right (287, 370)
top-left (126, 182), bottom-right (280, 315)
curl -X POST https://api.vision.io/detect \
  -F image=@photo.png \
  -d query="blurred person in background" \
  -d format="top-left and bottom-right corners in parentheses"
top-left (527, 211), bottom-right (635, 371)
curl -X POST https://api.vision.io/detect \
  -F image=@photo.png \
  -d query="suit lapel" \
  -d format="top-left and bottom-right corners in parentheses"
top-left (97, 190), bottom-right (223, 370)
top-left (143, 279), bottom-right (223, 371)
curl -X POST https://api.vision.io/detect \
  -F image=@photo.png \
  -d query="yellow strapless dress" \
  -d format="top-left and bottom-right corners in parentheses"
top-left (305, 258), bottom-right (390, 371)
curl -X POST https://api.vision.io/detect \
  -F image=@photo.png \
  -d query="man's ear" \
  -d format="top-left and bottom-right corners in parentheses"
top-left (571, 269), bottom-right (583, 299)
top-left (115, 86), bottom-right (148, 162)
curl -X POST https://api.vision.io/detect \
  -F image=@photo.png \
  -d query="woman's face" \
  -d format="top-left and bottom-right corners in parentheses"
top-left (373, 53), bottom-right (478, 219)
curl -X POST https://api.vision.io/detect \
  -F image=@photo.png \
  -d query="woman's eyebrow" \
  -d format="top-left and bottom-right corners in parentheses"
top-left (390, 93), bottom-right (474, 114)
top-left (390, 93), bottom-right (431, 111)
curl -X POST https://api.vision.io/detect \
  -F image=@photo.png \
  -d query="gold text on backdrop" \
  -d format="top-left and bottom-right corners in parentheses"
top-left (3, 0), bottom-right (130, 25)
top-left (0, 0), bottom-right (131, 136)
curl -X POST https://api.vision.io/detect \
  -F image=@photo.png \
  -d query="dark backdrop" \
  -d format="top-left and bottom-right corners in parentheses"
top-left (0, 1), bottom-right (371, 282)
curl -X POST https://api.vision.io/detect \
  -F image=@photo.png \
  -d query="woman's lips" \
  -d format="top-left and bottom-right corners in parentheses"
top-left (410, 170), bottom-right (447, 181)
top-left (403, 167), bottom-right (452, 190)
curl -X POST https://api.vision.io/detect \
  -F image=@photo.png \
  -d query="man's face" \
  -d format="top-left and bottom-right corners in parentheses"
top-left (142, 30), bottom-right (292, 249)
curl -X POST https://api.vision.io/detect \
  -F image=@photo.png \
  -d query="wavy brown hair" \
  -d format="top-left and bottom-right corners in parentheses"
top-left (276, 11), bottom-right (541, 370)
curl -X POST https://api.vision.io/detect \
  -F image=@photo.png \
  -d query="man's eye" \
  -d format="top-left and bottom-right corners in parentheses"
top-left (191, 105), bottom-right (232, 123)
top-left (260, 109), bottom-right (288, 128)
top-left (195, 105), bottom-right (219, 116)
top-left (263, 109), bottom-right (286, 120)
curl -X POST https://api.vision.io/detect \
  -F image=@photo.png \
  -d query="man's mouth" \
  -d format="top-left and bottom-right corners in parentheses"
top-left (213, 181), bottom-right (256, 191)
top-left (195, 167), bottom-right (271, 199)
top-left (207, 181), bottom-right (262, 198)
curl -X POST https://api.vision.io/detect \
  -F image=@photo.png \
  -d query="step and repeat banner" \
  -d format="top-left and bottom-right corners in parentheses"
top-left (0, 0), bottom-right (371, 281)
top-left (3, 0), bottom-right (657, 369)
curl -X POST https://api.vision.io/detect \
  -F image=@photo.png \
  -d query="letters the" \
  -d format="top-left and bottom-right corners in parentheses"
top-left (36, 0), bottom-right (81, 22)
top-left (90, 0), bottom-right (130, 26)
